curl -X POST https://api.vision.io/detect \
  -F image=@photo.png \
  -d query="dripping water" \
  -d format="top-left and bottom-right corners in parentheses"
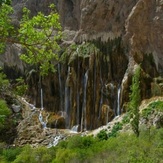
top-left (117, 86), bottom-right (121, 116)
top-left (71, 125), bottom-right (79, 133)
top-left (81, 70), bottom-right (88, 131)
top-left (76, 48), bottom-right (80, 125)
top-left (58, 63), bottom-right (63, 111)
top-left (98, 65), bottom-right (103, 121)
top-left (41, 88), bottom-right (43, 110)
top-left (64, 66), bottom-right (71, 128)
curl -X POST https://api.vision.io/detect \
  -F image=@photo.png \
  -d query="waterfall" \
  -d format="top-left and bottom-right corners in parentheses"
top-left (98, 65), bottom-right (103, 119)
top-left (81, 70), bottom-right (88, 131)
top-left (76, 53), bottom-right (80, 125)
top-left (41, 88), bottom-right (43, 110)
top-left (58, 63), bottom-right (63, 110)
top-left (117, 86), bottom-right (121, 116)
top-left (64, 66), bottom-right (71, 128)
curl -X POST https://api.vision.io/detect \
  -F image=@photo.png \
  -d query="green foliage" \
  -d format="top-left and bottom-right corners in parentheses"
top-left (61, 42), bottom-right (101, 64)
top-left (0, 99), bottom-right (11, 130)
top-left (0, 2), bottom-right (13, 54)
top-left (122, 113), bottom-right (130, 124)
top-left (0, 68), bottom-right (9, 92)
top-left (142, 100), bottom-right (163, 119)
top-left (0, 128), bottom-right (163, 162)
top-left (19, 5), bottom-right (61, 76)
top-left (2, 147), bottom-right (22, 162)
top-left (14, 77), bottom-right (28, 96)
top-left (97, 129), bottom-right (108, 140)
top-left (13, 145), bottom-right (56, 163)
top-left (0, 4), bottom-right (61, 76)
top-left (128, 65), bottom-right (141, 137)
top-left (0, 0), bottom-right (11, 6)
top-left (108, 122), bottom-right (123, 138)
top-left (67, 135), bottom-right (95, 149)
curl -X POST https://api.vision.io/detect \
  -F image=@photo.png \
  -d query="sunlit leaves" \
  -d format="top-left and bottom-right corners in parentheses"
top-left (0, 3), bottom-right (13, 53)
top-left (19, 5), bottom-right (62, 75)
top-left (0, 3), bottom-right (62, 76)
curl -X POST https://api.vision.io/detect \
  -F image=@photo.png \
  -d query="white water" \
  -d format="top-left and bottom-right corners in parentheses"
top-left (41, 88), bottom-right (43, 110)
top-left (70, 125), bottom-right (79, 133)
top-left (58, 63), bottom-right (63, 110)
top-left (81, 70), bottom-right (88, 131)
top-left (76, 56), bottom-right (80, 125)
top-left (64, 66), bottom-right (71, 128)
top-left (117, 87), bottom-right (121, 116)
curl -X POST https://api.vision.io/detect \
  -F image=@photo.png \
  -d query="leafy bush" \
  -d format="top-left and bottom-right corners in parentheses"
top-left (108, 122), bottom-right (123, 138)
top-left (14, 77), bottom-right (28, 96)
top-left (97, 129), bottom-right (108, 140)
top-left (122, 113), bottom-right (130, 124)
top-left (0, 99), bottom-right (11, 130)
top-left (2, 147), bottom-right (22, 162)
top-left (0, 69), bottom-right (9, 93)
top-left (67, 135), bottom-right (95, 149)
top-left (13, 145), bottom-right (56, 163)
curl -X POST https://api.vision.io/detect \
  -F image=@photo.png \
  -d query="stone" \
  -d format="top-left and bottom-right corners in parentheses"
top-left (11, 104), bottom-right (21, 113)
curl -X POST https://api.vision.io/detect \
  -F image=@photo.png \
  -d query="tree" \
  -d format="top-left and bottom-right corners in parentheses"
top-left (0, 3), bottom-right (62, 76)
top-left (0, 99), bottom-right (11, 130)
top-left (128, 65), bottom-right (141, 137)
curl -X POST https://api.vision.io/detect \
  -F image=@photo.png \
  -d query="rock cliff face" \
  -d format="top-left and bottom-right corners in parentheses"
top-left (1, 0), bottom-right (163, 130)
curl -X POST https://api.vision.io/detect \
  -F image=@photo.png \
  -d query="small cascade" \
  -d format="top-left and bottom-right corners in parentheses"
top-left (117, 86), bottom-right (121, 116)
top-left (70, 125), bottom-right (79, 133)
top-left (81, 70), bottom-right (89, 131)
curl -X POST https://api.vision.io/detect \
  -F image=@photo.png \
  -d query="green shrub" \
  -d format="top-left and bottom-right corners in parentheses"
top-left (2, 147), bottom-right (22, 162)
top-left (14, 77), bottom-right (28, 96)
top-left (0, 99), bottom-right (11, 130)
top-left (97, 129), bottom-right (108, 140)
top-left (108, 122), bottom-right (123, 138)
top-left (0, 69), bottom-right (9, 93)
top-left (67, 135), bottom-right (95, 149)
top-left (122, 113), bottom-right (130, 124)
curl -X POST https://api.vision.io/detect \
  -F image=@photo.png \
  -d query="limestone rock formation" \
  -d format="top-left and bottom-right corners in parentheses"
top-left (1, 0), bottom-right (163, 130)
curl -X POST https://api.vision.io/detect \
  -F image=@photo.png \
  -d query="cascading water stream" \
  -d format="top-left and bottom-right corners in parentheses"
top-left (38, 87), bottom-right (47, 128)
top-left (117, 86), bottom-right (121, 116)
top-left (41, 88), bottom-right (43, 110)
top-left (76, 49), bottom-right (80, 125)
top-left (64, 66), bottom-right (71, 128)
top-left (58, 63), bottom-right (63, 110)
top-left (81, 70), bottom-right (88, 131)
top-left (98, 65), bottom-right (103, 120)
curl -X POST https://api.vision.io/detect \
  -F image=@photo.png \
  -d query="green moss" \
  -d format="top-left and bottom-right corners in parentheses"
top-left (60, 42), bottom-right (101, 64)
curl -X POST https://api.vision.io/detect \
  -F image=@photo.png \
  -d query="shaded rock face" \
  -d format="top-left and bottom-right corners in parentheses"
top-left (1, 0), bottom-right (163, 130)
top-left (125, 0), bottom-right (163, 75)
top-left (29, 40), bottom-right (128, 130)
